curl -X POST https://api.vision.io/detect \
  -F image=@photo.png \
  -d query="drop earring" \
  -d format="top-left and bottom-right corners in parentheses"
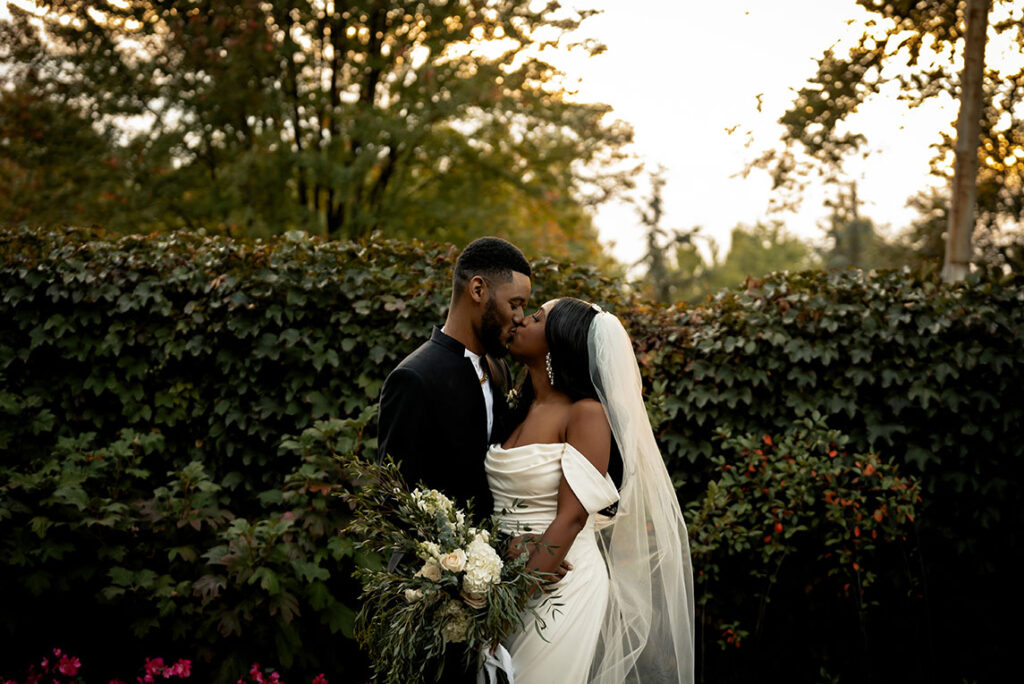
top-left (545, 353), bottom-right (555, 386)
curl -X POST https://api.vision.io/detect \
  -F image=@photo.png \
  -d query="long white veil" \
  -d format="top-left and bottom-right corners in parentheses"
top-left (587, 310), bottom-right (695, 684)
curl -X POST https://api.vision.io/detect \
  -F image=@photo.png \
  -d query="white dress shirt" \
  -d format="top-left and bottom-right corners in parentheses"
top-left (443, 328), bottom-right (494, 440)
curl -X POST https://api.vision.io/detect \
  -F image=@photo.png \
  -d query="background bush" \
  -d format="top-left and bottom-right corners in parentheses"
top-left (1, 226), bottom-right (1021, 682)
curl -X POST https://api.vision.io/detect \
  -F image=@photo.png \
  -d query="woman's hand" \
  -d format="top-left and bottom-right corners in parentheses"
top-left (506, 534), bottom-right (573, 581)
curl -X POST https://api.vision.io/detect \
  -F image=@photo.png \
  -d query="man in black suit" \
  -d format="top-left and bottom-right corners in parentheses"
top-left (379, 236), bottom-right (532, 519)
top-left (376, 238), bottom-right (530, 682)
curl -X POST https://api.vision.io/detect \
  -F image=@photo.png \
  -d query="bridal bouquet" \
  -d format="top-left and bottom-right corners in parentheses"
top-left (340, 457), bottom-right (551, 684)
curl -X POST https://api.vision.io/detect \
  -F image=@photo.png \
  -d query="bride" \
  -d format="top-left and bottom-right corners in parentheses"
top-left (484, 298), bottom-right (694, 683)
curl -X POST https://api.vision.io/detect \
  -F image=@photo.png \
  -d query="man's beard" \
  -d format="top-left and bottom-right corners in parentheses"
top-left (480, 297), bottom-right (509, 358)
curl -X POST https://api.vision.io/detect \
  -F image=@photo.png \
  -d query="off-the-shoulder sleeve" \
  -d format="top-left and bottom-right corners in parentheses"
top-left (562, 443), bottom-right (620, 514)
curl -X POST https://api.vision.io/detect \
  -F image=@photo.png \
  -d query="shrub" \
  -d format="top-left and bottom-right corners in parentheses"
top-left (686, 416), bottom-right (921, 680)
top-left (0, 227), bottom-right (622, 682)
top-left (2, 226), bottom-right (1021, 681)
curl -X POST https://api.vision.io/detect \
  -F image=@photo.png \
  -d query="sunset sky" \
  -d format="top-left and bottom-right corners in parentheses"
top-left (553, 0), bottom-right (967, 266)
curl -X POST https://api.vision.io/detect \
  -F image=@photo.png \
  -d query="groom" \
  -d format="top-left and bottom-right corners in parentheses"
top-left (378, 236), bottom-right (532, 521)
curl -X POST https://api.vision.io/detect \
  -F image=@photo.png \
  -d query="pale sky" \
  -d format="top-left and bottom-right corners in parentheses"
top-left (552, 0), bottom-right (962, 267)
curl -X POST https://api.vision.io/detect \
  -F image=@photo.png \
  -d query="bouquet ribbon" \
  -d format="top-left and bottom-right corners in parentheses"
top-left (478, 644), bottom-right (515, 684)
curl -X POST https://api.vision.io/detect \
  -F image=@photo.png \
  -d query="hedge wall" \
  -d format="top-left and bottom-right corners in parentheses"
top-left (1, 226), bottom-right (1021, 682)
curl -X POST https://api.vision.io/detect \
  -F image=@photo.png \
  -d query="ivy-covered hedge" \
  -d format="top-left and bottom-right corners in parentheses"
top-left (1, 226), bottom-right (1021, 682)
top-left (0, 227), bottom-right (626, 683)
top-left (627, 268), bottom-right (1023, 680)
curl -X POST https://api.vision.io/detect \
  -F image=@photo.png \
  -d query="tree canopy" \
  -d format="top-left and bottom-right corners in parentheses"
top-left (0, 1), bottom-right (634, 262)
top-left (753, 0), bottom-right (1024, 271)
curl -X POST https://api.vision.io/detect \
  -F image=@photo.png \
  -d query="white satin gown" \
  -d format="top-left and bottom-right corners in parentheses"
top-left (485, 442), bottom-right (620, 683)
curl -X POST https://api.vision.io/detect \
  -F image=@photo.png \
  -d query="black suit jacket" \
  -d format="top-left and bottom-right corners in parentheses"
top-left (378, 327), bottom-right (513, 518)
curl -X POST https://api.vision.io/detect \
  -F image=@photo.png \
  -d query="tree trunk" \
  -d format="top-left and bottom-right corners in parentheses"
top-left (942, 0), bottom-right (990, 283)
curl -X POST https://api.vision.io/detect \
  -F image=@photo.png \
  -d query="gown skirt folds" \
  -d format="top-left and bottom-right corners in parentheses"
top-left (485, 443), bottom-right (620, 684)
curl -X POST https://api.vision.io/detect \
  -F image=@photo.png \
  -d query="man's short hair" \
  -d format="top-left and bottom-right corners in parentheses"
top-left (452, 237), bottom-right (531, 299)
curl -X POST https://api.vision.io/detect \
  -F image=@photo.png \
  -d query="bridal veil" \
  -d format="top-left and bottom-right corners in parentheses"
top-left (587, 311), bottom-right (695, 684)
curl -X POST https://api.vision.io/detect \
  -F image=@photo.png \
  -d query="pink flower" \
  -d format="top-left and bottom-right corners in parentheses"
top-left (311, 676), bottom-right (328, 684)
top-left (57, 654), bottom-right (81, 676)
top-left (165, 659), bottom-right (191, 678)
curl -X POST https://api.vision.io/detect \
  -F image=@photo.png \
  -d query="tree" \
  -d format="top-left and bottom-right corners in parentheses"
top-left (705, 222), bottom-right (819, 293)
top-left (642, 219), bottom-right (818, 305)
top-left (943, 0), bottom-right (990, 281)
top-left (636, 172), bottom-right (702, 303)
top-left (820, 182), bottom-right (902, 270)
top-left (754, 0), bottom-right (1023, 273)
top-left (0, 1), bottom-right (633, 261)
top-left (0, 79), bottom-right (123, 227)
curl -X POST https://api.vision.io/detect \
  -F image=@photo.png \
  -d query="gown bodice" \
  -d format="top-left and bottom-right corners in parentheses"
top-left (485, 442), bottom-right (619, 533)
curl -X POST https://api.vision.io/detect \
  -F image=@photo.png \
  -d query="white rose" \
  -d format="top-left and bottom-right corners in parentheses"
top-left (404, 588), bottom-right (423, 603)
top-left (415, 558), bottom-right (442, 582)
top-left (440, 548), bottom-right (467, 573)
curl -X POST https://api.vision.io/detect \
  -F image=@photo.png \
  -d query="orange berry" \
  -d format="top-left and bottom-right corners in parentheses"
top-left (854, 527), bottom-right (861, 537)
top-left (774, 522), bottom-right (783, 534)
top-left (763, 434), bottom-right (773, 446)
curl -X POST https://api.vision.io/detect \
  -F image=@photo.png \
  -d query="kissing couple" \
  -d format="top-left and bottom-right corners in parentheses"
top-left (378, 237), bottom-right (694, 683)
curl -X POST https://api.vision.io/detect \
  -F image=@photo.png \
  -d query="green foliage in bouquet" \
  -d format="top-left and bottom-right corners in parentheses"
top-left (339, 457), bottom-right (550, 684)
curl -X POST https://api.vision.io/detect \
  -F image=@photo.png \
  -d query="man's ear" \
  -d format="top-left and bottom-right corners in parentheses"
top-left (468, 275), bottom-right (489, 304)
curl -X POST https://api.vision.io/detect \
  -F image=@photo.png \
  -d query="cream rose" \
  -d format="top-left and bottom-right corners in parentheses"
top-left (460, 589), bottom-right (487, 610)
top-left (414, 558), bottom-right (442, 582)
top-left (440, 548), bottom-right (467, 573)
top-left (404, 588), bottom-right (423, 603)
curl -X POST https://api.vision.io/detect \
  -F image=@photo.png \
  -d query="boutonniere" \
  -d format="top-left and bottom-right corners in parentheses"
top-left (505, 365), bottom-right (528, 409)
top-left (505, 387), bottom-right (520, 409)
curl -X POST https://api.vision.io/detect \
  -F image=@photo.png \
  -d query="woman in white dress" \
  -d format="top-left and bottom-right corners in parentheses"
top-left (484, 298), bottom-right (694, 684)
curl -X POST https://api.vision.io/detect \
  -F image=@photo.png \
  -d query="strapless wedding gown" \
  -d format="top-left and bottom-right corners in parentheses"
top-left (485, 442), bottom-right (620, 683)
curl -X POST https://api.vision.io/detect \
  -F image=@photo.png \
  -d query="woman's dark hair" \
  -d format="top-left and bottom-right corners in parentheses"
top-left (503, 297), bottom-right (622, 489)
top-left (545, 298), bottom-right (622, 490)
top-left (545, 297), bottom-right (600, 402)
